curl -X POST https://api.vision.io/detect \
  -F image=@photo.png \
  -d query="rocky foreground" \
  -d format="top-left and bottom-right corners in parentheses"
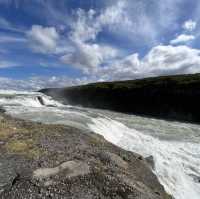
top-left (0, 111), bottom-right (171, 199)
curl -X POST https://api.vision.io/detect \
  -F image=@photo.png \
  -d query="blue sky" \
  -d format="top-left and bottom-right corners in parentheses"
top-left (0, 0), bottom-right (200, 90)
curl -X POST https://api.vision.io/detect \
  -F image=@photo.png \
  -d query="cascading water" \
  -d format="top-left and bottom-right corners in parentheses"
top-left (0, 90), bottom-right (200, 199)
top-left (0, 90), bottom-right (63, 108)
top-left (88, 117), bottom-right (200, 199)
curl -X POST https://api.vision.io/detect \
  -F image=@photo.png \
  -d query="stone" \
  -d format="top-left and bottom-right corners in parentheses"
top-left (145, 156), bottom-right (155, 170)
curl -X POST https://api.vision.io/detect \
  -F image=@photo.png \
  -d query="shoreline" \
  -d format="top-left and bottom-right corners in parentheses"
top-left (0, 111), bottom-right (171, 199)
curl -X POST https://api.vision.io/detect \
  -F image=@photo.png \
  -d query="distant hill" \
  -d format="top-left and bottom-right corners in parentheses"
top-left (40, 73), bottom-right (200, 123)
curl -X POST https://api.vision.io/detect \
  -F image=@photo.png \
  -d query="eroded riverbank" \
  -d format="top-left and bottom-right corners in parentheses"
top-left (0, 112), bottom-right (171, 199)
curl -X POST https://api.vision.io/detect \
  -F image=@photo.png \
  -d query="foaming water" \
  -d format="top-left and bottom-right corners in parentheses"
top-left (0, 90), bottom-right (200, 199)
top-left (0, 91), bottom-right (63, 109)
top-left (88, 117), bottom-right (200, 199)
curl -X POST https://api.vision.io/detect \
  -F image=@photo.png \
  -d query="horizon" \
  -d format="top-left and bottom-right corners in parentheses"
top-left (1, 0), bottom-right (200, 90)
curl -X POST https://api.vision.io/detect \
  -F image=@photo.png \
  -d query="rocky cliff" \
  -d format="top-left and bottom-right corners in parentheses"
top-left (40, 73), bottom-right (200, 123)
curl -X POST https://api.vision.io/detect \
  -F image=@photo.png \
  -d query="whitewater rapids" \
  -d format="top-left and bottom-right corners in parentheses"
top-left (0, 90), bottom-right (200, 199)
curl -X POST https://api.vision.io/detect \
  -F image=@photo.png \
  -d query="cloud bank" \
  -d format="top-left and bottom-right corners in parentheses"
top-left (1, 0), bottom-right (200, 90)
top-left (100, 45), bottom-right (200, 81)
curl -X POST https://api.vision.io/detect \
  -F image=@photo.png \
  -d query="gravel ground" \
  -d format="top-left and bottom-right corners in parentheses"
top-left (0, 111), bottom-right (171, 199)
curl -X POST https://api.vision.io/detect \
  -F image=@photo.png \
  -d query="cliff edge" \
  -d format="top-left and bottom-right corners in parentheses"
top-left (40, 73), bottom-right (200, 123)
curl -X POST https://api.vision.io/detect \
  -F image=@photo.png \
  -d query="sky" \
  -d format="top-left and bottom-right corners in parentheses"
top-left (0, 0), bottom-right (200, 90)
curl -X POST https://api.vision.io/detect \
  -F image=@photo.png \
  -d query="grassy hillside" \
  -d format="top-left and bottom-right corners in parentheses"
top-left (40, 73), bottom-right (200, 123)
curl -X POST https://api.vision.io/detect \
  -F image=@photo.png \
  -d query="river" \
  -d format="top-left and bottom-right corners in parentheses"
top-left (0, 90), bottom-right (200, 199)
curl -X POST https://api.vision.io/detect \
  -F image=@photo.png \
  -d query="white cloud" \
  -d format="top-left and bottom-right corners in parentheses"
top-left (170, 34), bottom-right (195, 45)
top-left (0, 16), bottom-right (24, 33)
top-left (99, 54), bottom-right (141, 80)
top-left (70, 9), bottom-right (99, 43)
top-left (0, 35), bottom-right (26, 43)
top-left (98, 1), bottom-right (133, 30)
top-left (61, 5), bottom-right (121, 74)
top-left (0, 76), bottom-right (90, 91)
top-left (24, 0), bottom-right (189, 77)
top-left (143, 45), bottom-right (200, 75)
top-left (69, 1), bottom-right (132, 43)
top-left (2, 0), bottom-right (199, 86)
top-left (26, 5), bottom-right (121, 73)
top-left (99, 45), bottom-right (200, 81)
top-left (60, 1), bottom-right (199, 76)
top-left (0, 60), bottom-right (20, 68)
top-left (1, 45), bottom-right (200, 90)
top-left (27, 25), bottom-right (59, 53)
top-left (62, 0), bottom-right (189, 74)
top-left (98, 0), bottom-right (158, 45)
top-left (183, 20), bottom-right (197, 31)
top-left (61, 42), bottom-right (118, 74)
top-left (24, 76), bottom-right (79, 90)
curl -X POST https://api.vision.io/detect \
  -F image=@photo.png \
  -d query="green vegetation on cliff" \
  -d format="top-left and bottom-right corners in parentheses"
top-left (40, 73), bottom-right (200, 123)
